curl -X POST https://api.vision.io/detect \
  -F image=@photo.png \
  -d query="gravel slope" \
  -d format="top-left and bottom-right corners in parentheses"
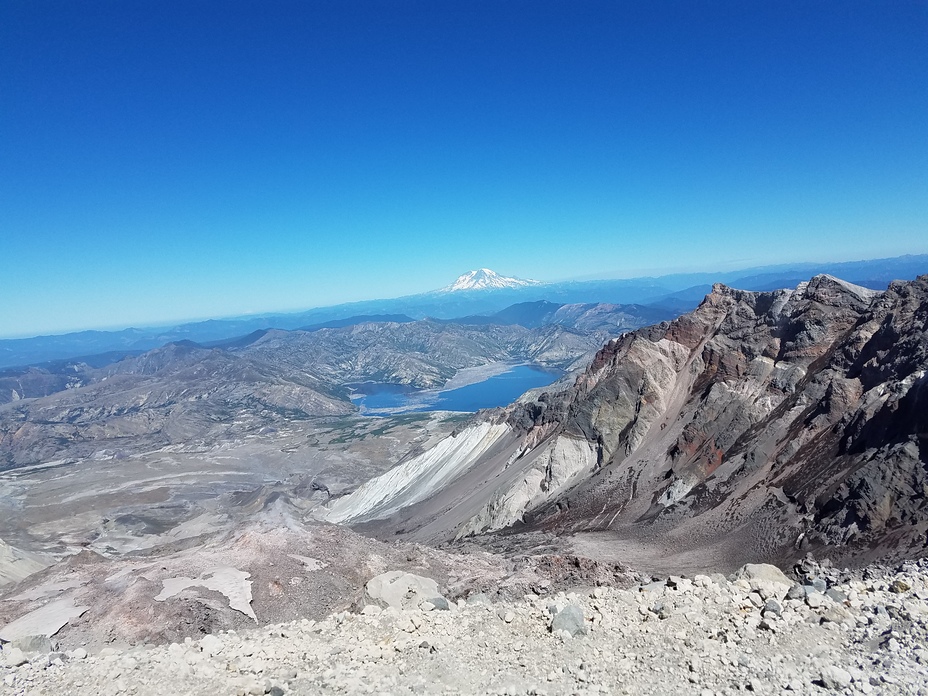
top-left (4, 558), bottom-right (927, 695)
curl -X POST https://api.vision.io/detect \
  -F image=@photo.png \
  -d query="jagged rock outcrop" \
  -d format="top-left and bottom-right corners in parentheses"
top-left (325, 275), bottom-right (928, 567)
top-left (515, 274), bottom-right (928, 565)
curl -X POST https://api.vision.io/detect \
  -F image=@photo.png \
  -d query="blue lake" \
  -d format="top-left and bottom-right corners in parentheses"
top-left (350, 364), bottom-right (562, 415)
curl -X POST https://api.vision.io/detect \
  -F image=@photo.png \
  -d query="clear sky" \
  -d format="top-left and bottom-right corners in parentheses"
top-left (2, 1), bottom-right (926, 337)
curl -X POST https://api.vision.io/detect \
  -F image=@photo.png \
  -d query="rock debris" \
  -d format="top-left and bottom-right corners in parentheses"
top-left (3, 559), bottom-right (928, 695)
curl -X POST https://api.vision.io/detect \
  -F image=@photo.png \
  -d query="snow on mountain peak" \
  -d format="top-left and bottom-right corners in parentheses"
top-left (441, 269), bottom-right (541, 292)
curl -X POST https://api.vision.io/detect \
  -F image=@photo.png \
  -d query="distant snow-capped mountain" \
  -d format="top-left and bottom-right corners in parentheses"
top-left (440, 268), bottom-right (542, 292)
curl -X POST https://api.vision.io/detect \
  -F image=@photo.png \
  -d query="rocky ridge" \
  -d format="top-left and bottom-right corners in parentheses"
top-left (320, 274), bottom-right (928, 570)
top-left (3, 558), bottom-right (928, 695)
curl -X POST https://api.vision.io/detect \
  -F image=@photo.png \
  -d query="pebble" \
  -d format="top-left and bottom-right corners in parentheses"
top-left (6, 559), bottom-right (928, 696)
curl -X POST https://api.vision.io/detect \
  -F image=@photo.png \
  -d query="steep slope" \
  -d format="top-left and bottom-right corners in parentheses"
top-left (322, 275), bottom-right (928, 567)
top-left (444, 301), bottom-right (674, 332)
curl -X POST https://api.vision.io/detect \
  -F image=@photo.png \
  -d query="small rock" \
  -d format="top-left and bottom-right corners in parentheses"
top-left (3, 647), bottom-right (28, 668)
top-left (820, 665), bottom-right (852, 690)
top-left (70, 647), bottom-right (88, 660)
top-left (731, 564), bottom-right (793, 600)
top-left (805, 593), bottom-right (826, 609)
top-left (551, 604), bottom-right (587, 637)
top-left (889, 579), bottom-right (911, 594)
top-left (762, 599), bottom-right (782, 616)
top-left (199, 634), bottom-right (224, 657)
top-left (428, 596), bottom-right (451, 611)
top-left (821, 606), bottom-right (852, 624)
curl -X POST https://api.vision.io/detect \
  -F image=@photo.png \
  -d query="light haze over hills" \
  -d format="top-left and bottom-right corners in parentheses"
top-left (1, 254), bottom-right (927, 369)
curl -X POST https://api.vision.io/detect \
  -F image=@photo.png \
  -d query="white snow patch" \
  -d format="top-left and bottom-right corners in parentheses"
top-left (154, 567), bottom-right (256, 621)
top-left (9, 578), bottom-right (83, 602)
top-left (0, 597), bottom-right (89, 642)
top-left (319, 422), bottom-right (511, 523)
top-left (820, 274), bottom-right (880, 301)
top-left (440, 268), bottom-right (541, 292)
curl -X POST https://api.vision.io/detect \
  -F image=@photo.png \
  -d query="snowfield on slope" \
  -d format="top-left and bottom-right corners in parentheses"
top-left (319, 422), bottom-right (512, 524)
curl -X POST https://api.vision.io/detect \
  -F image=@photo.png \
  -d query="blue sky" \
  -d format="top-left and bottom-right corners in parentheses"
top-left (2, 1), bottom-right (927, 337)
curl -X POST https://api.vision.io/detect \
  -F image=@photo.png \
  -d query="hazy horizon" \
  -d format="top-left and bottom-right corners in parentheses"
top-left (2, 252), bottom-right (926, 340)
top-left (3, 2), bottom-right (927, 337)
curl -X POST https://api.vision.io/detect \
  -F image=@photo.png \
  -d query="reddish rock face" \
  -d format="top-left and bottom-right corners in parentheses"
top-left (315, 274), bottom-right (924, 571)
top-left (502, 274), bottom-right (928, 567)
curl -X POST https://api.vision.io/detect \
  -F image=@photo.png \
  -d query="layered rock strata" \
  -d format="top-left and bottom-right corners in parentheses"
top-left (323, 275), bottom-right (928, 567)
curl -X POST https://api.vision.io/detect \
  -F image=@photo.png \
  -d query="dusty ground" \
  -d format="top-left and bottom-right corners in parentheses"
top-left (0, 412), bottom-right (463, 562)
top-left (3, 559), bottom-right (928, 695)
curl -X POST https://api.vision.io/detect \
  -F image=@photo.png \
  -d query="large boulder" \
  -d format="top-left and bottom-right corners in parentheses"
top-left (9, 634), bottom-right (57, 655)
top-left (731, 563), bottom-right (793, 601)
top-left (364, 571), bottom-right (447, 611)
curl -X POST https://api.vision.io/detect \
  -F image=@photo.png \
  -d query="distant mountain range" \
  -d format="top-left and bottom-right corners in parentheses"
top-left (0, 303), bottom-right (672, 468)
top-left (1, 254), bottom-right (926, 370)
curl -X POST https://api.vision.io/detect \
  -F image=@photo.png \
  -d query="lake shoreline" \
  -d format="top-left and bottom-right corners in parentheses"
top-left (350, 363), bottom-right (561, 416)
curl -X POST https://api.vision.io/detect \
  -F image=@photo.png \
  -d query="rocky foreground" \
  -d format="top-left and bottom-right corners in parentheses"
top-left (2, 558), bottom-right (927, 696)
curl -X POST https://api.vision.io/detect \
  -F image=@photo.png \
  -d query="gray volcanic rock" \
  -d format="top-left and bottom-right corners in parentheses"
top-left (514, 274), bottom-right (928, 566)
top-left (550, 603), bottom-right (586, 636)
top-left (327, 274), bottom-right (928, 568)
top-left (10, 559), bottom-right (928, 695)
